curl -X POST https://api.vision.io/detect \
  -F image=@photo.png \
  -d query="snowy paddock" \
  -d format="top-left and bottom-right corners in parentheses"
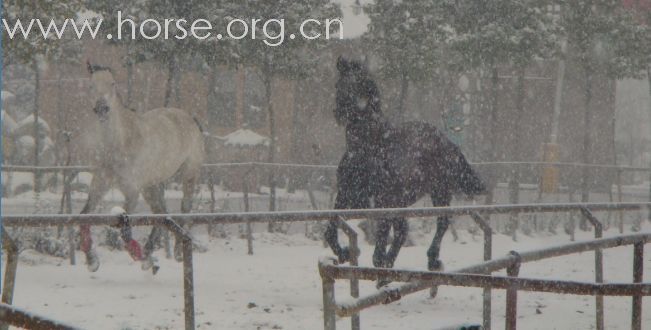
top-left (2, 181), bottom-right (651, 329)
top-left (3, 220), bottom-right (651, 329)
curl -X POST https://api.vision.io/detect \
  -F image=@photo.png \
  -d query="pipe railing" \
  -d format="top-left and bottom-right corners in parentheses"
top-left (3, 161), bottom-right (651, 173)
top-left (4, 202), bottom-right (646, 227)
top-left (0, 217), bottom-right (197, 330)
top-left (0, 303), bottom-right (82, 330)
top-left (2, 202), bottom-right (650, 330)
top-left (5, 160), bottom-right (648, 235)
top-left (319, 232), bottom-right (651, 330)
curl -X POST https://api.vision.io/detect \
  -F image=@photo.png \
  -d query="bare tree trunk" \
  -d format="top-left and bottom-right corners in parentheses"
top-left (32, 60), bottom-right (41, 193)
top-left (397, 72), bottom-right (409, 121)
top-left (264, 73), bottom-right (279, 232)
top-left (126, 60), bottom-right (134, 107)
top-left (647, 67), bottom-right (651, 223)
top-left (164, 56), bottom-right (179, 107)
top-left (484, 65), bottom-right (500, 207)
top-left (580, 64), bottom-right (593, 231)
top-left (508, 65), bottom-right (526, 240)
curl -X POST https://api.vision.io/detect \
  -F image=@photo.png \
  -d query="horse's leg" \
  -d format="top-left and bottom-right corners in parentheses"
top-left (427, 203), bottom-right (451, 299)
top-left (427, 217), bottom-right (449, 271)
top-left (141, 184), bottom-right (166, 271)
top-left (385, 217), bottom-right (408, 269)
top-left (372, 218), bottom-right (391, 268)
top-left (174, 175), bottom-right (200, 261)
top-left (181, 175), bottom-right (196, 214)
top-left (80, 175), bottom-right (110, 272)
top-left (157, 183), bottom-right (173, 259)
top-left (427, 192), bottom-right (452, 271)
top-left (325, 192), bottom-right (350, 262)
top-left (373, 218), bottom-right (392, 288)
top-left (118, 182), bottom-right (145, 262)
top-left (327, 152), bottom-right (370, 263)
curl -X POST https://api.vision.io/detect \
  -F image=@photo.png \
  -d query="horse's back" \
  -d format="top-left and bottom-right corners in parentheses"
top-left (134, 107), bottom-right (204, 182)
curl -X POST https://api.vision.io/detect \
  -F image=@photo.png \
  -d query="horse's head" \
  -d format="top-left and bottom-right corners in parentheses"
top-left (334, 56), bottom-right (382, 126)
top-left (87, 61), bottom-right (116, 121)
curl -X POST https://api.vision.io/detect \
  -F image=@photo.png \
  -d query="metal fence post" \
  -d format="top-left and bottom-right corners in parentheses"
top-left (319, 259), bottom-right (337, 330)
top-left (164, 218), bottom-right (195, 330)
top-left (1, 228), bottom-right (19, 330)
top-left (243, 168), bottom-right (253, 255)
top-left (472, 212), bottom-right (492, 330)
top-left (632, 242), bottom-right (643, 330)
top-left (0, 303), bottom-right (81, 330)
top-left (580, 208), bottom-right (604, 330)
top-left (505, 251), bottom-right (521, 330)
top-left (337, 217), bottom-right (360, 330)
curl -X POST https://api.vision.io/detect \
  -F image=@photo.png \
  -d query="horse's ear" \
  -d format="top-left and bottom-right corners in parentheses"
top-left (336, 56), bottom-right (348, 73)
top-left (86, 60), bottom-right (94, 75)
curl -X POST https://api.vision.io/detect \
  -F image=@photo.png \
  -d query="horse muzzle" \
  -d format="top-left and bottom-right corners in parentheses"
top-left (94, 102), bottom-right (110, 121)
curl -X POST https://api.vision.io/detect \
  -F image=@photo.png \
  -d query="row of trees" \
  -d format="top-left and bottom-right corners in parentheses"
top-left (4, 1), bottom-right (651, 205)
top-left (2, 0), bottom-right (339, 212)
top-left (365, 0), bottom-right (651, 235)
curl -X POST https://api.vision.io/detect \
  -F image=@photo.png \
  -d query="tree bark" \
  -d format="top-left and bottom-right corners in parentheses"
top-left (264, 72), bottom-right (278, 232)
top-left (164, 56), bottom-right (179, 107)
top-left (483, 65), bottom-right (500, 207)
top-left (508, 65), bottom-right (527, 239)
top-left (397, 72), bottom-right (409, 121)
top-left (32, 60), bottom-right (41, 192)
top-left (126, 60), bottom-right (134, 107)
top-left (580, 64), bottom-right (593, 231)
top-left (647, 67), bottom-right (651, 222)
top-left (581, 66), bottom-right (593, 200)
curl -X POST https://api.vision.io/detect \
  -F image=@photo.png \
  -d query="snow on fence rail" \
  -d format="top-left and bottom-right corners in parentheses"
top-left (1, 202), bottom-right (650, 330)
top-left (4, 161), bottom-right (651, 173)
top-left (319, 232), bottom-right (651, 330)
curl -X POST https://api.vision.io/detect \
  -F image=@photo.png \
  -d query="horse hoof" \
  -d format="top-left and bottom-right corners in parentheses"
top-left (428, 259), bottom-right (444, 272)
top-left (174, 248), bottom-right (183, 262)
top-left (429, 286), bottom-right (438, 298)
top-left (338, 247), bottom-right (351, 264)
top-left (86, 250), bottom-right (100, 272)
top-left (193, 242), bottom-right (208, 253)
top-left (376, 279), bottom-right (392, 289)
top-left (141, 256), bottom-right (158, 271)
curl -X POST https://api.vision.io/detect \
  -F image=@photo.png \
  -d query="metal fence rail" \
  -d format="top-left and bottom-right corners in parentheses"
top-left (3, 161), bottom-right (651, 173)
top-left (319, 232), bottom-right (651, 330)
top-left (5, 160), bottom-right (650, 236)
top-left (0, 302), bottom-right (81, 330)
top-left (2, 202), bottom-right (650, 330)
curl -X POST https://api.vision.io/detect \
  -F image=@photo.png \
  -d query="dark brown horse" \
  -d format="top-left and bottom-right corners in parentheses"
top-left (325, 57), bottom-right (485, 279)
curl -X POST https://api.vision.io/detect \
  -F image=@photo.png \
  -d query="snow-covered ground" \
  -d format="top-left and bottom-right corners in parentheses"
top-left (4, 221), bottom-right (651, 329)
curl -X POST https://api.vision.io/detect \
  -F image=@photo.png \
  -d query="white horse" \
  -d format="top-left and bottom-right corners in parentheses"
top-left (81, 62), bottom-right (204, 272)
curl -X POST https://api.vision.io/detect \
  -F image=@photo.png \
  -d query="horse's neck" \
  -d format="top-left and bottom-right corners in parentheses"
top-left (344, 115), bottom-right (391, 152)
top-left (104, 94), bottom-right (142, 153)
